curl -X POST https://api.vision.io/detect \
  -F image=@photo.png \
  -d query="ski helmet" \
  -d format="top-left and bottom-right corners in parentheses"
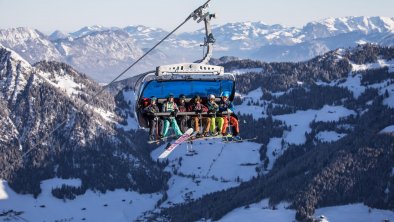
top-left (221, 91), bottom-right (230, 98)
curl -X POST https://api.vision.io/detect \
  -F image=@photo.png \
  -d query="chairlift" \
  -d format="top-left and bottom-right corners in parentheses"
top-left (133, 0), bottom-right (236, 128)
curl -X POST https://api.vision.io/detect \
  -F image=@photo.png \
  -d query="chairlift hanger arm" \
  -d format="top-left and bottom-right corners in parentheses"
top-left (133, 0), bottom-right (213, 92)
top-left (113, 0), bottom-right (213, 94)
top-left (195, 5), bottom-right (215, 64)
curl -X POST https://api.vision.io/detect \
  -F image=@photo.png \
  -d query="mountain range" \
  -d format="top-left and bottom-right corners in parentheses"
top-left (1, 42), bottom-right (393, 221)
top-left (0, 16), bottom-right (394, 83)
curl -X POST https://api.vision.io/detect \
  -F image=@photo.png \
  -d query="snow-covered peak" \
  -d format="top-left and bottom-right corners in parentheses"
top-left (122, 25), bottom-right (168, 47)
top-left (70, 25), bottom-right (119, 38)
top-left (0, 27), bottom-right (47, 44)
top-left (0, 27), bottom-right (54, 59)
top-left (49, 30), bottom-right (70, 41)
top-left (0, 27), bottom-right (63, 64)
top-left (123, 25), bottom-right (166, 34)
top-left (303, 16), bottom-right (394, 40)
top-left (212, 21), bottom-right (295, 40)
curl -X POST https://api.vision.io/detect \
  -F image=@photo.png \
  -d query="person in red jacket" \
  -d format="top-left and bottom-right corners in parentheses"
top-left (188, 95), bottom-right (210, 137)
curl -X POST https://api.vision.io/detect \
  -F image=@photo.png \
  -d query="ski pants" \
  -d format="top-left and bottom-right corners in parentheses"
top-left (222, 116), bottom-right (239, 136)
top-left (162, 117), bottom-right (182, 137)
top-left (148, 118), bottom-right (161, 138)
top-left (210, 117), bottom-right (224, 133)
top-left (176, 116), bottom-right (190, 133)
top-left (193, 116), bottom-right (211, 133)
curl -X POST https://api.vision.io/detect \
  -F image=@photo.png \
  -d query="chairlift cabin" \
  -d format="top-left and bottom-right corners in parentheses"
top-left (135, 63), bottom-right (235, 128)
top-left (132, 0), bottom-right (235, 128)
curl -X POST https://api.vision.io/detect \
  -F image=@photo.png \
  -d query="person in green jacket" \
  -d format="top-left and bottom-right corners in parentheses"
top-left (161, 93), bottom-right (183, 138)
top-left (206, 94), bottom-right (224, 136)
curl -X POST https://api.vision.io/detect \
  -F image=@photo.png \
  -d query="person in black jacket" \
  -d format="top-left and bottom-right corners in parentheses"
top-left (206, 94), bottom-right (223, 136)
top-left (176, 94), bottom-right (190, 133)
top-left (143, 96), bottom-right (161, 141)
top-left (188, 95), bottom-right (210, 137)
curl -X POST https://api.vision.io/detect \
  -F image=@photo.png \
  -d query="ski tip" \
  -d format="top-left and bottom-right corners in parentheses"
top-left (158, 150), bottom-right (170, 159)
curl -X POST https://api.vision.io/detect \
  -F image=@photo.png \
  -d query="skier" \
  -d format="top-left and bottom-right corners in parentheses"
top-left (218, 91), bottom-right (241, 140)
top-left (187, 95), bottom-right (210, 137)
top-left (143, 96), bottom-right (161, 141)
top-left (161, 93), bottom-right (183, 138)
top-left (206, 94), bottom-right (223, 136)
top-left (176, 94), bottom-right (190, 133)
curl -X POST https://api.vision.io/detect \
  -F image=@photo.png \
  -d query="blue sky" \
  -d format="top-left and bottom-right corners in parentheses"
top-left (0, 0), bottom-right (393, 34)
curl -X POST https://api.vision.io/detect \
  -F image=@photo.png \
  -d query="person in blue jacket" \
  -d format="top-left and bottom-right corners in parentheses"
top-left (218, 91), bottom-right (241, 140)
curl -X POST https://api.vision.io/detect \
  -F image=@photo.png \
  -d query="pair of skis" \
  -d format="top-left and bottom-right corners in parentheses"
top-left (157, 128), bottom-right (257, 159)
top-left (158, 128), bottom-right (194, 159)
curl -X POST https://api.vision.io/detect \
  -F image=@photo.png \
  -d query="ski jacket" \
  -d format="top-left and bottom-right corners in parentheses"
top-left (143, 104), bottom-right (159, 115)
top-left (187, 102), bottom-right (208, 113)
top-left (218, 99), bottom-right (234, 112)
top-left (162, 101), bottom-right (179, 112)
top-left (207, 101), bottom-right (219, 112)
top-left (177, 102), bottom-right (188, 112)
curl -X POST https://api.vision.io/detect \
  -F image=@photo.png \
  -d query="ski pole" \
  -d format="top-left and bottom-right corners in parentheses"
top-left (155, 114), bottom-right (159, 141)
top-left (199, 112), bottom-right (203, 135)
top-left (227, 108), bottom-right (232, 136)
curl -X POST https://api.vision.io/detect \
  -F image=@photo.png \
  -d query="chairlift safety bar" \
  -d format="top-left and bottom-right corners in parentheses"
top-left (151, 111), bottom-right (232, 117)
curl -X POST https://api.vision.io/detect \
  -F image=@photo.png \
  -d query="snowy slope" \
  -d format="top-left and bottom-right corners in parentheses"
top-left (0, 47), bottom-right (32, 104)
top-left (274, 105), bottom-right (355, 145)
top-left (0, 46), bottom-right (120, 147)
top-left (151, 140), bottom-right (261, 206)
top-left (235, 88), bottom-right (267, 120)
top-left (0, 179), bottom-right (160, 222)
top-left (316, 131), bottom-right (347, 142)
top-left (220, 200), bottom-right (394, 222)
top-left (380, 125), bottom-right (394, 134)
top-left (117, 88), bottom-right (139, 130)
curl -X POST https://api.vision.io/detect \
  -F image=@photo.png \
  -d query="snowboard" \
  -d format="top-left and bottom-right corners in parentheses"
top-left (158, 128), bottom-right (194, 159)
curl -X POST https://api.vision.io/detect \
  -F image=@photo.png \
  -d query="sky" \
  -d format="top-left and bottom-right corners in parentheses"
top-left (0, 0), bottom-right (393, 34)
